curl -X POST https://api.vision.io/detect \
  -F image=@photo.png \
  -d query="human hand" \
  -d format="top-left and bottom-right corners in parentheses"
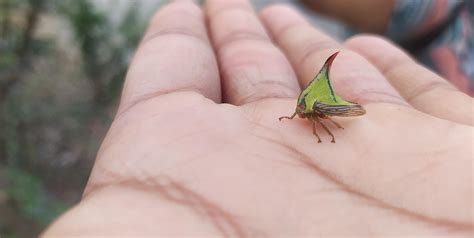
top-left (43, 0), bottom-right (473, 236)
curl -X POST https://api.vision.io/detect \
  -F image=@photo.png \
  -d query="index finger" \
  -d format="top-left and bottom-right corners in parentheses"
top-left (118, 0), bottom-right (221, 115)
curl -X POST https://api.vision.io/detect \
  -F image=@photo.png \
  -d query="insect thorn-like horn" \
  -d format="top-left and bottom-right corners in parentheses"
top-left (324, 51), bottom-right (340, 70)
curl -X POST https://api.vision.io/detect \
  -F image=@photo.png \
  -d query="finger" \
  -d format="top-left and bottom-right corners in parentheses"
top-left (260, 5), bottom-right (407, 106)
top-left (118, 0), bottom-right (221, 115)
top-left (345, 35), bottom-right (474, 126)
top-left (206, 0), bottom-right (300, 105)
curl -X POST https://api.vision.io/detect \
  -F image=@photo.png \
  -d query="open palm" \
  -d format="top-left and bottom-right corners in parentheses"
top-left (45, 0), bottom-right (473, 237)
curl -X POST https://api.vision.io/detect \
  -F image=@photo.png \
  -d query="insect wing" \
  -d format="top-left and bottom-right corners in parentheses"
top-left (314, 102), bottom-right (366, 117)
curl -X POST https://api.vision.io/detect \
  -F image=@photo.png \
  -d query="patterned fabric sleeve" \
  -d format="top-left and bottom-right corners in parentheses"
top-left (386, 0), bottom-right (473, 96)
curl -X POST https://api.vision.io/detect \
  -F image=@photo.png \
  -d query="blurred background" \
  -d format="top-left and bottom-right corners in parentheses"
top-left (0, 0), bottom-right (161, 237)
top-left (0, 0), bottom-right (471, 237)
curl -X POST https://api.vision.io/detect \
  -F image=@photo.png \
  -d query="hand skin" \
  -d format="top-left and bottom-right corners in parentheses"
top-left (43, 0), bottom-right (473, 237)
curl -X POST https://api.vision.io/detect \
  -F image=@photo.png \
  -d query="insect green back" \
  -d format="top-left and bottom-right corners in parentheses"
top-left (298, 65), bottom-right (354, 114)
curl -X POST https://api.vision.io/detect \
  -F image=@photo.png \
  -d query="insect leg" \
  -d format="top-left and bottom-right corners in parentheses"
top-left (315, 117), bottom-right (336, 143)
top-left (311, 120), bottom-right (322, 143)
top-left (279, 112), bottom-right (297, 121)
top-left (327, 117), bottom-right (344, 130)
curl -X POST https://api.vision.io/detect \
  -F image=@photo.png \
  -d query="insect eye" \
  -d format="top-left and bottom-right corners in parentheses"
top-left (297, 102), bottom-right (306, 110)
top-left (296, 95), bottom-right (307, 111)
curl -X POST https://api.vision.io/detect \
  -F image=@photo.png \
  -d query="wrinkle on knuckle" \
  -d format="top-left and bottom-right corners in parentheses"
top-left (240, 91), bottom-right (293, 104)
top-left (214, 30), bottom-right (270, 54)
top-left (209, 6), bottom-right (268, 51)
top-left (118, 89), bottom-right (206, 118)
top-left (218, 43), bottom-right (285, 72)
top-left (141, 29), bottom-right (209, 48)
top-left (260, 3), bottom-right (295, 15)
top-left (223, 66), bottom-right (298, 104)
top-left (406, 81), bottom-right (455, 104)
top-left (253, 79), bottom-right (298, 94)
top-left (206, 1), bottom-right (253, 19)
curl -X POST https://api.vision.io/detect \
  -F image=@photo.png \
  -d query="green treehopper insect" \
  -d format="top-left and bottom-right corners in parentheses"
top-left (279, 52), bottom-right (366, 143)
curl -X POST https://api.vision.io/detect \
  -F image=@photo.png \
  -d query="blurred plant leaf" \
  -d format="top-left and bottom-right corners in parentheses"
top-left (7, 167), bottom-right (67, 227)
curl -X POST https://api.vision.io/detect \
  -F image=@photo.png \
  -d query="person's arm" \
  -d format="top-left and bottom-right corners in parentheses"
top-left (300, 0), bottom-right (396, 33)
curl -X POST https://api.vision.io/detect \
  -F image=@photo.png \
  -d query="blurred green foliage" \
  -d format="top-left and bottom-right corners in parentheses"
top-left (0, 0), bottom-right (152, 236)
top-left (7, 168), bottom-right (67, 227)
top-left (60, 0), bottom-right (142, 105)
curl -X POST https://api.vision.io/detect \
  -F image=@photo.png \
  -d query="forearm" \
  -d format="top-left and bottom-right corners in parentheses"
top-left (300, 0), bottom-right (396, 33)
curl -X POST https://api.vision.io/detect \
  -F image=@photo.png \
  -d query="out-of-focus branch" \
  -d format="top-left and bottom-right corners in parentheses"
top-left (0, 0), bottom-right (44, 102)
top-left (0, 0), bottom-right (12, 36)
top-left (16, 0), bottom-right (44, 65)
top-left (0, 0), bottom-right (44, 165)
